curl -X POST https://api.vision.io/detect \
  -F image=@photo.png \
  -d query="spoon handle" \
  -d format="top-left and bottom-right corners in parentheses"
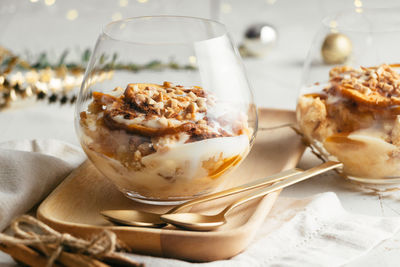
top-left (220, 161), bottom-right (343, 216)
top-left (168, 167), bottom-right (303, 214)
top-left (259, 123), bottom-right (295, 131)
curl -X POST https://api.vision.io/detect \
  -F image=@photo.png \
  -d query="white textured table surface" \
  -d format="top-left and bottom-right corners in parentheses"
top-left (2, 0), bottom-right (400, 266)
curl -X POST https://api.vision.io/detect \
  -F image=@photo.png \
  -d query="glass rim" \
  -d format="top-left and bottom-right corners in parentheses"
top-left (102, 15), bottom-right (228, 45)
top-left (321, 7), bottom-right (400, 33)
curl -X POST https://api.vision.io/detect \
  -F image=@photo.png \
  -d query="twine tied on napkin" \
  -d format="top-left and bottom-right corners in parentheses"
top-left (0, 215), bottom-right (141, 267)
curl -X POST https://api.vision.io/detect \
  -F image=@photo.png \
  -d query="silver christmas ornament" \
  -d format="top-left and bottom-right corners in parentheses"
top-left (239, 23), bottom-right (278, 58)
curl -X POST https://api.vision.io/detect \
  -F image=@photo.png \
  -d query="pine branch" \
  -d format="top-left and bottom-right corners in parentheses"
top-left (0, 46), bottom-right (197, 110)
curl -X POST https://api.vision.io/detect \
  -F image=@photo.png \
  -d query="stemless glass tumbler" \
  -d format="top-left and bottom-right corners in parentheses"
top-left (75, 16), bottom-right (257, 204)
top-left (297, 8), bottom-right (400, 184)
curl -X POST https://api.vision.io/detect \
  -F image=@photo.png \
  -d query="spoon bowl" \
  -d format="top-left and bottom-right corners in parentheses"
top-left (101, 210), bottom-right (166, 228)
top-left (161, 213), bottom-right (226, 231)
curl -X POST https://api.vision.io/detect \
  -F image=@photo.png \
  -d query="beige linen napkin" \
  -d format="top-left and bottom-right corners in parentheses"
top-left (1, 139), bottom-right (400, 266)
top-left (128, 192), bottom-right (400, 266)
top-left (0, 139), bottom-right (85, 231)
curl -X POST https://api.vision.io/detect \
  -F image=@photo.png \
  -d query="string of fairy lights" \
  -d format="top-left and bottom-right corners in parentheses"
top-left (27, 0), bottom-right (150, 23)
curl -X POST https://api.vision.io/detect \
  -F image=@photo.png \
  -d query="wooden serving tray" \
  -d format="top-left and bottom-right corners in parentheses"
top-left (37, 108), bottom-right (305, 262)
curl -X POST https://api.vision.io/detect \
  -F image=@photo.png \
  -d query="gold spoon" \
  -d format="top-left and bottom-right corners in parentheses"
top-left (101, 167), bottom-right (304, 228)
top-left (161, 161), bottom-right (342, 231)
top-left (259, 123), bottom-right (294, 131)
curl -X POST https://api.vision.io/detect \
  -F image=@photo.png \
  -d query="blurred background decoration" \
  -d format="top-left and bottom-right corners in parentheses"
top-left (239, 23), bottom-right (278, 58)
top-left (321, 33), bottom-right (352, 64)
top-left (0, 0), bottom-right (214, 108)
top-left (1, 0), bottom-right (400, 110)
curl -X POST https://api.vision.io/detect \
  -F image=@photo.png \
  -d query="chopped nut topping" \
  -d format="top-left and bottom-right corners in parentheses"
top-left (188, 91), bottom-right (197, 100)
top-left (85, 82), bottom-right (246, 142)
top-left (187, 102), bottom-right (198, 114)
top-left (325, 64), bottom-right (400, 107)
top-left (133, 150), bottom-right (141, 161)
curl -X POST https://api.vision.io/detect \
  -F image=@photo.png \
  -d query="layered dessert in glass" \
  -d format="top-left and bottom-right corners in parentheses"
top-left (79, 82), bottom-right (251, 201)
top-left (297, 64), bottom-right (400, 181)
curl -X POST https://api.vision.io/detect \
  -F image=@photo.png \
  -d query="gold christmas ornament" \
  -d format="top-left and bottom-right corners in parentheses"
top-left (321, 33), bottom-right (352, 64)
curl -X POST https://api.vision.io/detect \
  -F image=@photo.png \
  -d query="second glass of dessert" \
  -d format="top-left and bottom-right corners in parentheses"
top-left (75, 16), bottom-right (257, 204)
top-left (297, 8), bottom-right (400, 184)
